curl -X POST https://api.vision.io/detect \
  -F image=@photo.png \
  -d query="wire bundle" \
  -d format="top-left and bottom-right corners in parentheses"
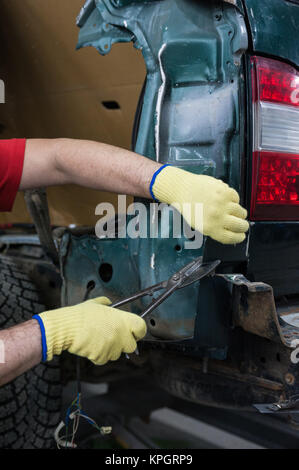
top-left (54, 393), bottom-right (112, 449)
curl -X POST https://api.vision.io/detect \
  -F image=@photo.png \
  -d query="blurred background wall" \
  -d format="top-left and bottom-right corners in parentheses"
top-left (0, 0), bottom-right (146, 225)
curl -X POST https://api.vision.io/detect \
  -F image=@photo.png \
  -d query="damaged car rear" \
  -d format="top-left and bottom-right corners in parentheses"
top-left (1, 0), bottom-right (299, 449)
top-left (63, 0), bottom-right (299, 411)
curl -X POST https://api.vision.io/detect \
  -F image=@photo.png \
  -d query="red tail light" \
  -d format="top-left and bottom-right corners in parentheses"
top-left (250, 56), bottom-right (299, 221)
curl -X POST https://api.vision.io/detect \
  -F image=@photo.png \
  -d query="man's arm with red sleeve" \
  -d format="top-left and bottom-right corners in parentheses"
top-left (0, 139), bottom-right (26, 212)
top-left (20, 138), bottom-right (159, 198)
top-left (0, 138), bottom-right (160, 211)
top-left (0, 137), bottom-right (161, 209)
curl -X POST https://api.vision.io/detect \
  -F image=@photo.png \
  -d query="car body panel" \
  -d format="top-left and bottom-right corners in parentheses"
top-left (248, 222), bottom-right (299, 296)
top-left (74, 0), bottom-right (249, 355)
top-left (244, 0), bottom-right (299, 67)
top-left (68, 0), bottom-right (299, 409)
top-left (77, 0), bottom-right (248, 191)
top-left (243, 0), bottom-right (299, 297)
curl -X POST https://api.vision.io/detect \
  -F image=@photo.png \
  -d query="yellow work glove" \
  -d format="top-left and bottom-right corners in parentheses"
top-left (33, 297), bottom-right (147, 365)
top-left (150, 165), bottom-right (249, 245)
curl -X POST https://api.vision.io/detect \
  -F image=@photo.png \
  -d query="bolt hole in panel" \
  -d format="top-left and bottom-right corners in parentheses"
top-left (99, 263), bottom-right (113, 283)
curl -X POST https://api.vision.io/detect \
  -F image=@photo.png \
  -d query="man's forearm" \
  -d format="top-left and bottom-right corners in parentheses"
top-left (55, 139), bottom-right (162, 198)
top-left (0, 320), bottom-right (42, 386)
top-left (21, 138), bottom-right (162, 197)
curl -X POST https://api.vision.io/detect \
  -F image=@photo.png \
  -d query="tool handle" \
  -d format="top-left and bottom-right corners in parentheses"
top-left (141, 282), bottom-right (178, 318)
top-left (111, 282), bottom-right (166, 309)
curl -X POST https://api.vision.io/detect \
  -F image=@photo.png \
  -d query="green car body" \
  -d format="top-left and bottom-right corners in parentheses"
top-left (58, 0), bottom-right (299, 409)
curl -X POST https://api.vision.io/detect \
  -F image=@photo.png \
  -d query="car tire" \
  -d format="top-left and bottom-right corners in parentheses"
top-left (0, 255), bottom-right (61, 449)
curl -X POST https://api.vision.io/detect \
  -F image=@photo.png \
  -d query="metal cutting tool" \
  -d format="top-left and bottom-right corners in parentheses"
top-left (111, 257), bottom-right (221, 356)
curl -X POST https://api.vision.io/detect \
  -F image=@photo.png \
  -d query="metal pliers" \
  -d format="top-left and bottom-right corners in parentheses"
top-left (111, 257), bottom-right (220, 357)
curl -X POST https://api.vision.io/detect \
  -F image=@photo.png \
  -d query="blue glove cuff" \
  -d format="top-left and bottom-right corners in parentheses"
top-left (149, 164), bottom-right (171, 202)
top-left (33, 315), bottom-right (48, 362)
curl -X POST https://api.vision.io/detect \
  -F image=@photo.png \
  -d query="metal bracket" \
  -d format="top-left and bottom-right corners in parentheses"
top-left (24, 189), bottom-right (59, 265)
top-left (76, 0), bottom-right (96, 27)
top-left (220, 274), bottom-right (299, 347)
top-left (254, 403), bottom-right (299, 414)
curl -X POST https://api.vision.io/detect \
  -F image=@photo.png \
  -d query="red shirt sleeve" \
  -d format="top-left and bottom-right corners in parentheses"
top-left (0, 139), bottom-right (26, 212)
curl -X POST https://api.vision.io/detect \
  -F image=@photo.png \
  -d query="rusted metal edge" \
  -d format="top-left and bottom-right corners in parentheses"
top-left (220, 274), bottom-right (299, 347)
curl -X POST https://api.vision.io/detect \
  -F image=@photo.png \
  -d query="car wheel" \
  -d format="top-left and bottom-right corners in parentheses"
top-left (0, 255), bottom-right (61, 449)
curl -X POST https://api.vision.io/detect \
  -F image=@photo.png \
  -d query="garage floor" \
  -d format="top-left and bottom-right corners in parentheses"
top-left (61, 379), bottom-right (299, 449)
